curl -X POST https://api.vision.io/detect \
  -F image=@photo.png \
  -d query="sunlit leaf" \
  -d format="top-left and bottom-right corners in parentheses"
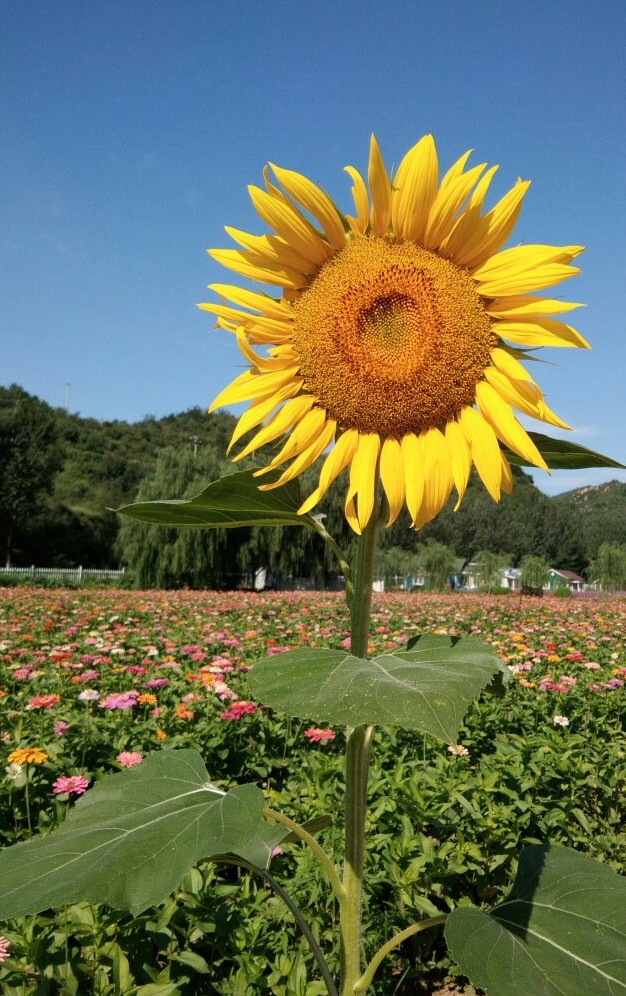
top-left (446, 844), bottom-right (626, 995)
top-left (115, 468), bottom-right (314, 529)
top-left (249, 634), bottom-right (507, 742)
top-left (504, 433), bottom-right (624, 470)
top-left (0, 750), bottom-right (283, 917)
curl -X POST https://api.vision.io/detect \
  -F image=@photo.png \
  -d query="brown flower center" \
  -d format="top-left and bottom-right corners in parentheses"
top-left (291, 235), bottom-right (495, 436)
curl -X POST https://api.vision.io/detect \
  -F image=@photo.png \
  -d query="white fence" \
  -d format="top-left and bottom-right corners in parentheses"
top-left (0, 566), bottom-right (125, 583)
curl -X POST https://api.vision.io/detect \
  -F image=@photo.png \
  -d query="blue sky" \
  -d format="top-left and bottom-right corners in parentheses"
top-left (2, 0), bottom-right (625, 495)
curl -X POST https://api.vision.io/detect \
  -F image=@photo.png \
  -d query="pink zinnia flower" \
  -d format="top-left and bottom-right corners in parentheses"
top-left (553, 715), bottom-right (570, 727)
top-left (447, 744), bottom-right (469, 756)
top-left (26, 694), bottom-right (60, 710)
top-left (53, 720), bottom-right (69, 737)
top-left (219, 701), bottom-right (257, 721)
top-left (603, 678), bottom-right (624, 690)
top-left (303, 727), bottom-right (336, 743)
top-left (99, 691), bottom-right (139, 710)
top-left (53, 774), bottom-right (90, 796)
top-left (12, 667), bottom-right (34, 680)
top-left (0, 935), bottom-right (11, 963)
top-left (116, 751), bottom-right (143, 768)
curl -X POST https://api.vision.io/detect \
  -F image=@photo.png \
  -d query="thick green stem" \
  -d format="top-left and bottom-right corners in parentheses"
top-left (340, 724), bottom-right (373, 994)
top-left (340, 511), bottom-right (382, 995)
top-left (349, 514), bottom-right (380, 659)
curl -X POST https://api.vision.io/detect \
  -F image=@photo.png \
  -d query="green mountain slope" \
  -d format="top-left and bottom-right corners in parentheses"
top-left (2, 384), bottom-right (623, 577)
top-left (552, 481), bottom-right (626, 559)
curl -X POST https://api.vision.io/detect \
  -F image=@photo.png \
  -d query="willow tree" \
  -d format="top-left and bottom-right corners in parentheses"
top-left (588, 541), bottom-right (626, 592)
top-left (117, 445), bottom-right (236, 588)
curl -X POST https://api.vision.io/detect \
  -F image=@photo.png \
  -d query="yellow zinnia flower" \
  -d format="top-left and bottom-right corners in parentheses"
top-left (202, 135), bottom-right (587, 534)
top-left (7, 747), bottom-right (48, 765)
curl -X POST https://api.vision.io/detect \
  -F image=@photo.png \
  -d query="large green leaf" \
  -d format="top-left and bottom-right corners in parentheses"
top-left (0, 750), bottom-right (283, 917)
top-left (445, 844), bottom-right (626, 995)
top-left (248, 634), bottom-right (507, 742)
top-left (504, 433), bottom-right (624, 471)
top-left (116, 468), bottom-right (314, 529)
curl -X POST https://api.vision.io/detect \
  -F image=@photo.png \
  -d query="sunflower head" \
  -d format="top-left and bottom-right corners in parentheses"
top-left (201, 135), bottom-right (587, 534)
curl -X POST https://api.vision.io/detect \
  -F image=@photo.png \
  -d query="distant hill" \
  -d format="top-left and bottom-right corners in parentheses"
top-left (1, 384), bottom-right (237, 568)
top-left (552, 481), bottom-right (626, 558)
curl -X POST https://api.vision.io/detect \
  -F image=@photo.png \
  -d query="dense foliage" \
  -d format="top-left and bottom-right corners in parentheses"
top-left (2, 384), bottom-right (625, 583)
top-left (0, 588), bottom-right (625, 993)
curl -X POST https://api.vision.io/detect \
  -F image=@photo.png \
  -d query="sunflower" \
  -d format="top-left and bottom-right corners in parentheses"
top-left (201, 135), bottom-right (587, 533)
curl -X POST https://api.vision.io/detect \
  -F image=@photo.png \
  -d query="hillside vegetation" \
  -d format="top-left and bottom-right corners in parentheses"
top-left (1, 384), bottom-right (624, 582)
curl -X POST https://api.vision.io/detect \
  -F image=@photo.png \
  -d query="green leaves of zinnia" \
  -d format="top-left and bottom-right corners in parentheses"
top-left (0, 750), bottom-right (284, 917)
top-left (249, 634), bottom-right (508, 743)
top-left (446, 844), bottom-right (626, 995)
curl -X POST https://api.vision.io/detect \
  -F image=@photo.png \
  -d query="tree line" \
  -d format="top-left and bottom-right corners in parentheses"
top-left (2, 384), bottom-right (626, 589)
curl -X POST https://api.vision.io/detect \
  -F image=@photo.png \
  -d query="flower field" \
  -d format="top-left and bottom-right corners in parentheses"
top-left (1, 587), bottom-right (625, 994)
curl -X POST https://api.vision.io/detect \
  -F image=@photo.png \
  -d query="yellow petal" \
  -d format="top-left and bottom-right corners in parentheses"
top-left (270, 163), bottom-right (347, 250)
top-left (234, 329), bottom-right (297, 373)
top-left (258, 420), bottom-right (336, 490)
top-left (535, 399), bottom-right (572, 431)
top-left (423, 163), bottom-right (486, 250)
top-left (500, 452), bottom-right (514, 494)
top-left (475, 381), bottom-right (548, 470)
top-left (368, 135), bottom-right (392, 237)
top-left (198, 301), bottom-right (293, 344)
top-left (473, 244), bottom-right (584, 278)
top-left (450, 179), bottom-right (530, 270)
top-left (401, 433), bottom-right (425, 527)
top-left (444, 420), bottom-right (471, 509)
top-left (255, 407), bottom-right (329, 473)
top-left (486, 295), bottom-right (583, 319)
top-left (391, 134), bottom-right (438, 244)
top-left (484, 366), bottom-right (543, 419)
top-left (495, 318), bottom-right (590, 349)
top-left (345, 432), bottom-right (381, 532)
top-left (224, 226), bottom-right (316, 275)
top-left (208, 283), bottom-right (294, 322)
top-left (484, 366), bottom-right (571, 430)
top-left (459, 406), bottom-right (502, 502)
top-left (247, 185), bottom-right (332, 267)
top-left (344, 493), bottom-right (360, 535)
top-left (379, 437), bottom-right (405, 526)
top-left (209, 366), bottom-right (301, 411)
top-left (437, 165), bottom-right (499, 260)
top-left (472, 244), bottom-right (583, 295)
top-left (208, 248), bottom-right (303, 289)
top-left (233, 395), bottom-right (315, 460)
top-left (227, 384), bottom-right (306, 453)
top-left (298, 429), bottom-right (360, 515)
top-left (416, 428), bottom-right (453, 528)
top-left (490, 347), bottom-right (538, 386)
top-left (439, 149), bottom-right (473, 190)
top-left (343, 165), bottom-right (369, 234)
top-left (209, 369), bottom-right (257, 412)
